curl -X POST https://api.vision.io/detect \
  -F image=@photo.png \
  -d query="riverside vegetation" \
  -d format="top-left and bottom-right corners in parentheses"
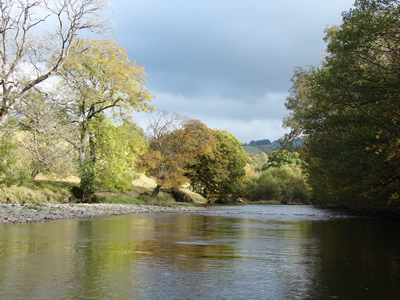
top-left (1, 0), bottom-right (399, 218)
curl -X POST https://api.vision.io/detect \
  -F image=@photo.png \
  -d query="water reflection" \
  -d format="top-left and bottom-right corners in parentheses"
top-left (0, 206), bottom-right (399, 299)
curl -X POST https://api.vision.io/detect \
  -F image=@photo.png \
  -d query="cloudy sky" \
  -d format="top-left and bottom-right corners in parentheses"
top-left (108, 0), bottom-right (355, 143)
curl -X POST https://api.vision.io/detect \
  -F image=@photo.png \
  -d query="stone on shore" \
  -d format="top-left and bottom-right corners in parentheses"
top-left (0, 203), bottom-right (203, 225)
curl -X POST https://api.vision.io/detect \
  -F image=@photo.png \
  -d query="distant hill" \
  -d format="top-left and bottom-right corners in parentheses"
top-left (248, 139), bottom-right (271, 147)
top-left (242, 138), bottom-right (303, 155)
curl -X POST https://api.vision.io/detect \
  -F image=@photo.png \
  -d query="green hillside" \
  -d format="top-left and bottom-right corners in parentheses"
top-left (242, 139), bottom-right (303, 155)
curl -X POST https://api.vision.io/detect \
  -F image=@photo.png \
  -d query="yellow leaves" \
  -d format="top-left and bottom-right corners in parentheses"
top-left (60, 38), bottom-right (152, 113)
top-left (388, 192), bottom-right (399, 206)
top-left (360, 191), bottom-right (372, 200)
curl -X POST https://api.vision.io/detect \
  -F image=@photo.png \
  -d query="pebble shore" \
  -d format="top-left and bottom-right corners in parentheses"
top-left (0, 203), bottom-right (203, 225)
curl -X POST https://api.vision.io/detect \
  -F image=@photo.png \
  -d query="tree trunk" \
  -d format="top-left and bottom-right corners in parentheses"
top-left (152, 185), bottom-right (162, 198)
top-left (31, 168), bottom-right (40, 180)
top-left (78, 133), bottom-right (96, 202)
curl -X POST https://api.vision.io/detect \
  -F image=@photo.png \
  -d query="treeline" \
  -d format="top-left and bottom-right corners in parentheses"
top-left (246, 139), bottom-right (272, 147)
top-left (243, 138), bottom-right (304, 155)
top-left (0, 0), bottom-right (310, 206)
top-left (0, 0), bottom-right (249, 203)
top-left (0, 0), bottom-right (248, 204)
top-left (284, 0), bottom-right (400, 213)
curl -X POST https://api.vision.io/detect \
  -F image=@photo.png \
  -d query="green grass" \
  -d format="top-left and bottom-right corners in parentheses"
top-left (0, 181), bottom-right (75, 204)
top-left (0, 178), bottom-right (202, 206)
top-left (242, 146), bottom-right (263, 154)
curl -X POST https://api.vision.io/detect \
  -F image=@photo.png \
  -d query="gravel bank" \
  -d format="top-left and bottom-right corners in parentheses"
top-left (0, 203), bottom-right (203, 225)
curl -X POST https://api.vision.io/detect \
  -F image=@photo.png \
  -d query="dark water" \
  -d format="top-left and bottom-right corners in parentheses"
top-left (0, 205), bottom-right (399, 299)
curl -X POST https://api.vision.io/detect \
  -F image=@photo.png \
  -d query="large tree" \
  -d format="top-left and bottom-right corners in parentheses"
top-left (139, 111), bottom-right (215, 197)
top-left (187, 129), bottom-right (247, 203)
top-left (284, 0), bottom-right (400, 211)
top-left (0, 0), bottom-right (107, 131)
top-left (57, 38), bottom-right (152, 201)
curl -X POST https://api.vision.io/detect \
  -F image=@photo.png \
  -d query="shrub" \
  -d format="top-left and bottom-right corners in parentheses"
top-left (246, 165), bottom-right (310, 204)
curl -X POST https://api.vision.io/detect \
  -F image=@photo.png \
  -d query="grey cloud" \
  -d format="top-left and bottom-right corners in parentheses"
top-left (111, 0), bottom-right (355, 141)
top-left (113, 1), bottom-right (352, 96)
top-left (150, 92), bottom-right (288, 121)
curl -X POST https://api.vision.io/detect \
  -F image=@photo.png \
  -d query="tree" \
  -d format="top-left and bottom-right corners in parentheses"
top-left (284, 0), bottom-right (400, 211)
top-left (0, 125), bottom-right (31, 186)
top-left (262, 150), bottom-right (302, 170)
top-left (246, 165), bottom-right (310, 204)
top-left (15, 89), bottom-right (75, 179)
top-left (83, 116), bottom-right (147, 193)
top-left (138, 111), bottom-right (215, 197)
top-left (187, 129), bottom-right (247, 203)
top-left (0, 0), bottom-right (107, 131)
top-left (57, 38), bottom-right (152, 201)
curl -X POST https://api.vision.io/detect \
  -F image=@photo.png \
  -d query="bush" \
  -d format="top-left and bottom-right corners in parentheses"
top-left (0, 134), bottom-right (32, 186)
top-left (246, 165), bottom-right (311, 204)
top-left (246, 172), bottom-right (281, 201)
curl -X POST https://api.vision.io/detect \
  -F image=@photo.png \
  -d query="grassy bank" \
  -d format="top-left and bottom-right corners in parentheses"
top-left (0, 181), bottom-right (75, 204)
top-left (0, 175), bottom-right (206, 206)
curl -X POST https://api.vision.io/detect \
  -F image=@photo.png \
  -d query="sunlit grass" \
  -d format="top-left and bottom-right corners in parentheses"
top-left (0, 175), bottom-right (202, 205)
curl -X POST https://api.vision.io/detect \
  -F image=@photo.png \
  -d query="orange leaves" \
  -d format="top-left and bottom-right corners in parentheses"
top-left (139, 116), bottom-right (216, 192)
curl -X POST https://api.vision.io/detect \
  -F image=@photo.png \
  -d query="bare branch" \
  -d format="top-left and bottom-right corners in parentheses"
top-left (0, 0), bottom-right (108, 130)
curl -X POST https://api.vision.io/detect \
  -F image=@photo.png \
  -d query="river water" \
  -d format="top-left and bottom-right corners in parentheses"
top-left (0, 205), bottom-right (399, 299)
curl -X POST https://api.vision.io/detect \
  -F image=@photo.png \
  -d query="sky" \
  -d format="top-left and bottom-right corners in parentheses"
top-left (108, 0), bottom-right (356, 143)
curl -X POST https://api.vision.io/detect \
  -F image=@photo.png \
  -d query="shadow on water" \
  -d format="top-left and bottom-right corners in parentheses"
top-left (0, 205), bottom-right (399, 299)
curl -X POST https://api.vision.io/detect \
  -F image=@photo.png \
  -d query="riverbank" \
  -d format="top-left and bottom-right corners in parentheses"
top-left (0, 203), bottom-right (204, 225)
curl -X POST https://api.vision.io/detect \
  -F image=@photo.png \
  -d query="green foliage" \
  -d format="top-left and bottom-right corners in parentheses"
top-left (187, 129), bottom-right (247, 202)
top-left (246, 165), bottom-right (311, 204)
top-left (90, 118), bottom-right (147, 191)
top-left (246, 171), bottom-right (281, 201)
top-left (242, 145), bottom-right (264, 155)
top-left (74, 117), bottom-right (146, 202)
top-left (0, 131), bottom-right (32, 186)
top-left (57, 38), bottom-right (152, 201)
top-left (284, 0), bottom-right (400, 211)
top-left (258, 152), bottom-right (269, 166)
top-left (139, 114), bottom-right (215, 197)
top-left (262, 150), bottom-right (302, 170)
top-left (16, 92), bottom-right (76, 179)
top-left (136, 191), bottom-right (177, 205)
top-left (60, 39), bottom-right (152, 115)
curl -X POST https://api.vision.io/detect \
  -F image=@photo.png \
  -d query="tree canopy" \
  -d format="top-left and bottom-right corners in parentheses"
top-left (0, 0), bottom-right (107, 130)
top-left (58, 38), bottom-right (152, 201)
top-left (138, 111), bottom-right (215, 197)
top-left (187, 129), bottom-right (247, 202)
top-left (262, 150), bottom-right (302, 170)
top-left (284, 0), bottom-right (400, 211)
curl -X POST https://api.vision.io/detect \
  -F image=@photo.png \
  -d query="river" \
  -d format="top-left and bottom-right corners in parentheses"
top-left (0, 205), bottom-right (399, 299)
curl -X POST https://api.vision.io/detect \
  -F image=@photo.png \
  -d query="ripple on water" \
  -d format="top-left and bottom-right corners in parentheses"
top-left (192, 204), bottom-right (356, 222)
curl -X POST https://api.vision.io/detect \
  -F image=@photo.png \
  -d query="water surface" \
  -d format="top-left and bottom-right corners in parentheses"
top-left (0, 205), bottom-right (399, 299)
